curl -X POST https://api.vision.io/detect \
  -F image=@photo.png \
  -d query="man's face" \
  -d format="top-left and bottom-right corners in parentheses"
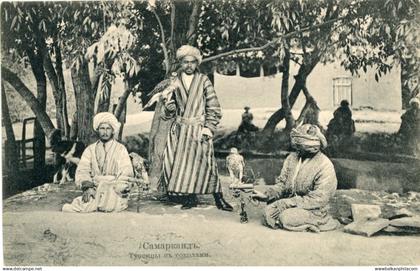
top-left (181, 56), bottom-right (198, 75)
top-left (97, 123), bottom-right (114, 142)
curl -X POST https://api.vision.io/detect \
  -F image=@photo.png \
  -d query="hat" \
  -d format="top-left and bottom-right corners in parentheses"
top-left (176, 45), bottom-right (203, 64)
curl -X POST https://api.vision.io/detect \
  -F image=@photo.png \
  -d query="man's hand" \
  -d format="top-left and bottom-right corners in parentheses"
top-left (165, 100), bottom-right (176, 112)
top-left (269, 198), bottom-right (297, 217)
top-left (200, 127), bottom-right (213, 142)
top-left (81, 180), bottom-right (95, 190)
top-left (82, 187), bottom-right (96, 203)
top-left (251, 190), bottom-right (269, 202)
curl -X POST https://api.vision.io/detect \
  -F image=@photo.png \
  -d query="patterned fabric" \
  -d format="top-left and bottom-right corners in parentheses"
top-left (161, 71), bottom-right (222, 194)
top-left (263, 151), bottom-right (338, 232)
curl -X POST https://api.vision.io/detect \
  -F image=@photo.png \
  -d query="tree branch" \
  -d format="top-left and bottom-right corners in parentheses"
top-left (170, 0), bottom-right (176, 54)
top-left (290, 56), bottom-right (302, 66)
top-left (152, 8), bottom-right (170, 75)
top-left (186, 0), bottom-right (201, 44)
top-left (202, 15), bottom-right (346, 64)
top-left (2, 67), bottom-right (56, 136)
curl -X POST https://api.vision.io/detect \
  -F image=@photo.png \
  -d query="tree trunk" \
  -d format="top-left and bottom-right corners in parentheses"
top-left (296, 86), bottom-right (321, 127)
top-left (71, 60), bottom-right (97, 145)
top-left (1, 67), bottom-right (55, 136)
top-left (114, 79), bottom-right (131, 119)
top-left (43, 51), bottom-right (67, 136)
top-left (114, 79), bottom-right (131, 141)
top-left (186, 0), bottom-right (201, 45)
top-left (148, 98), bottom-right (175, 192)
top-left (55, 44), bottom-right (70, 137)
top-left (280, 49), bottom-right (295, 131)
top-left (263, 53), bottom-right (320, 133)
top-left (27, 50), bottom-right (47, 173)
top-left (1, 83), bottom-right (19, 173)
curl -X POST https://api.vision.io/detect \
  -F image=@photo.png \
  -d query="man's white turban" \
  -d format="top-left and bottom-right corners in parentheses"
top-left (93, 112), bottom-right (120, 135)
top-left (290, 124), bottom-right (327, 153)
top-left (176, 45), bottom-right (202, 64)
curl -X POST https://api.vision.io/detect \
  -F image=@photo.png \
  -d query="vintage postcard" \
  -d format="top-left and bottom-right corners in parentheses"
top-left (1, 0), bottom-right (419, 268)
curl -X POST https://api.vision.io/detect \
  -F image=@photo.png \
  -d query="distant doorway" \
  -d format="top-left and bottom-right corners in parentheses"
top-left (333, 77), bottom-right (353, 106)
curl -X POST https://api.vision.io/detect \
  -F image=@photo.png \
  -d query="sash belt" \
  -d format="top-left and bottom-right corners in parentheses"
top-left (175, 116), bottom-right (204, 126)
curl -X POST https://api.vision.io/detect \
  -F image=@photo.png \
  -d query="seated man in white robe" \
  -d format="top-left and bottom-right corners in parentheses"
top-left (62, 112), bottom-right (134, 213)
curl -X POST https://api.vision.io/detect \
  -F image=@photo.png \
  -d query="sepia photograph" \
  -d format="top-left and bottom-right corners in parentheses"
top-left (1, 0), bottom-right (419, 268)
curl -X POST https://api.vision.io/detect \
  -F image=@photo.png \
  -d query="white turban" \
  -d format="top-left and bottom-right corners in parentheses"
top-left (93, 112), bottom-right (120, 135)
top-left (290, 124), bottom-right (327, 153)
top-left (176, 45), bottom-right (202, 64)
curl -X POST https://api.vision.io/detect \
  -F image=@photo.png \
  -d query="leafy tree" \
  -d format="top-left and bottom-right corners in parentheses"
top-left (58, 1), bottom-right (143, 143)
top-left (1, 2), bottom-right (53, 172)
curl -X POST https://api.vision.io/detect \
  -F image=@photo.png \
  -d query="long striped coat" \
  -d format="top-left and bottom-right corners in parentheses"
top-left (162, 72), bottom-right (222, 195)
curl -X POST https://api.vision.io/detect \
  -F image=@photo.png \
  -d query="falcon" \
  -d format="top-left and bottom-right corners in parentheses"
top-left (226, 147), bottom-right (245, 186)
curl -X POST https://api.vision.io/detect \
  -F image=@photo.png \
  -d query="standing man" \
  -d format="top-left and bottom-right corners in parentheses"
top-left (161, 45), bottom-right (233, 211)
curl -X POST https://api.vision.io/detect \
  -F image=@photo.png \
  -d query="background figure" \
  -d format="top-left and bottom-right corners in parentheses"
top-left (398, 97), bottom-right (420, 157)
top-left (326, 100), bottom-right (355, 152)
top-left (237, 106), bottom-right (259, 134)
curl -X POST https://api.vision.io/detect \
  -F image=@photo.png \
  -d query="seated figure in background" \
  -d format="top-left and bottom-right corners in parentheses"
top-left (326, 100), bottom-right (355, 150)
top-left (252, 124), bottom-right (339, 232)
top-left (62, 112), bottom-right (134, 213)
top-left (399, 96), bottom-right (420, 157)
top-left (237, 106), bottom-right (259, 134)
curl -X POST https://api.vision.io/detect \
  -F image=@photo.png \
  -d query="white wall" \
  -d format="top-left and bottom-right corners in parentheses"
top-left (214, 62), bottom-right (402, 111)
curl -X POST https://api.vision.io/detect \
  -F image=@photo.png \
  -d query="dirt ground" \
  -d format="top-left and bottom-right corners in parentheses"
top-left (3, 177), bottom-right (420, 266)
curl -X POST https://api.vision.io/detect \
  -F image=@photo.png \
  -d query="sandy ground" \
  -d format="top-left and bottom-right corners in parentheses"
top-left (3, 177), bottom-right (420, 266)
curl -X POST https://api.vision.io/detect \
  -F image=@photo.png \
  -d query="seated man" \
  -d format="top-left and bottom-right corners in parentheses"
top-left (252, 124), bottom-right (339, 232)
top-left (237, 106), bottom-right (259, 134)
top-left (62, 112), bottom-right (134, 213)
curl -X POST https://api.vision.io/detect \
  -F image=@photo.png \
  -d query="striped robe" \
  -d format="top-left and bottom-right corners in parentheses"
top-left (162, 72), bottom-right (222, 195)
top-left (62, 139), bottom-right (134, 213)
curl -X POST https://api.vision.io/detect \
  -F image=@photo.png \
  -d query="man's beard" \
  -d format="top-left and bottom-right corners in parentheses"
top-left (99, 135), bottom-right (113, 143)
top-left (184, 68), bottom-right (195, 75)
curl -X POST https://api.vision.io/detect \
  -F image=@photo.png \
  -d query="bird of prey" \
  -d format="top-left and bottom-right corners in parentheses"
top-left (129, 152), bottom-right (149, 185)
top-left (143, 75), bottom-right (181, 109)
top-left (226, 147), bottom-right (245, 186)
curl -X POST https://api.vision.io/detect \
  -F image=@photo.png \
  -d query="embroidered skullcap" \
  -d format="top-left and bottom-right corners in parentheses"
top-left (176, 45), bottom-right (202, 64)
top-left (290, 124), bottom-right (327, 153)
top-left (93, 112), bottom-right (120, 135)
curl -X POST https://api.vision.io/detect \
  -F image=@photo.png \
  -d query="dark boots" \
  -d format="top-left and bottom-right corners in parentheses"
top-left (175, 193), bottom-right (233, 212)
top-left (181, 194), bottom-right (198, 210)
top-left (213, 192), bottom-right (233, 212)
